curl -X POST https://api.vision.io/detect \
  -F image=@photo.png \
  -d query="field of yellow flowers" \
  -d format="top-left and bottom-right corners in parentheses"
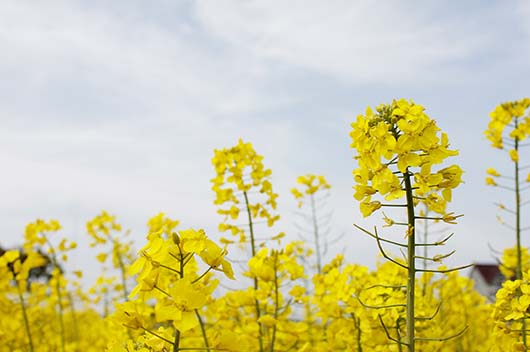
top-left (1, 98), bottom-right (530, 351)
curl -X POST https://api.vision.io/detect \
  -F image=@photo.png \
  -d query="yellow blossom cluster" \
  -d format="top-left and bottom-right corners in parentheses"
top-left (491, 270), bottom-right (530, 351)
top-left (0, 219), bottom-right (115, 352)
top-left (290, 174), bottom-right (331, 273)
top-left (205, 242), bottom-right (310, 351)
top-left (108, 214), bottom-right (236, 351)
top-left (2, 98), bottom-right (530, 352)
top-left (86, 211), bottom-right (135, 301)
top-left (485, 98), bottom-right (530, 187)
top-left (291, 174), bottom-right (331, 208)
top-left (485, 98), bottom-right (530, 151)
top-left (211, 139), bottom-right (280, 247)
top-left (500, 246), bottom-right (530, 280)
top-left (350, 99), bottom-right (463, 217)
top-left (310, 256), bottom-right (495, 351)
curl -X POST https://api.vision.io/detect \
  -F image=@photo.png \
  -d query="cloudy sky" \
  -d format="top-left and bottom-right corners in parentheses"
top-left (1, 0), bottom-right (529, 284)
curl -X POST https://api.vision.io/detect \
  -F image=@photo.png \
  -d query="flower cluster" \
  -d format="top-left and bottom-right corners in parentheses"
top-left (485, 98), bottom-right (530, 151)
top-left (310, 256), bottom-right (494, 351)
top-left (87, 211), bottom-right (135, 300)
top-left (110, 216), bottom-right (235, 351)
top-left (205, 242), bottom-right (309, 351)
top-left (3, 97), bottom-right (530, 352)
top-left (500, 246), bottom-right (530, 280)
top-left (491, 270), bottom-right (530, 351)
top-left (290, 174), bottom-right (332, 273)
top-left (0, 219), bottom-right (115, 352)
top-left (211, 139), bottom-right (280, 250)
top-left (350, 99), bottom-right (462, 217)
top-left (291, 174), bottom-right (331, 208)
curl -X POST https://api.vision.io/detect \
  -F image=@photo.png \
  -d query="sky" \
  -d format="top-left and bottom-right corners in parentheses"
top-left (1, 0), bottom-right (529, 286)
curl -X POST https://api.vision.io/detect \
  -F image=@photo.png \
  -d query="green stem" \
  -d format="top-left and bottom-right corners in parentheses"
top-left (111, 239), bottom-right (129, 302)
top-left (243, 190), bottom-right (264, 352)
top-left (243, 191), bottom-right (257, 257)
top-left (303, 278), bottom-right (316, 346)
top-left (396, 318), bottom-right (404, 352)
top-left (351, 313), bottom-right (362, 352)
top-left (513, 123), bottom-right (526, 348)
top-left (173, 330), bottom-right (181, 352)
top-left (142, 327), bottom-right (175, 346)
top-left (403, 171), bottom-right (416, 352)
top-left (195, 309), bottom-right (210, 349)
top-left (310, 194), bottom-right (322, 274)
top-left (192, 267), bottom-right (213, 284)
top-left (422, 207), bottom-right (429, 297)
top-left (270, 254), bottom-right (279, 352)
top-left (173, 242), bottom-right (186, 352)
top-left (54, 273), bottom-right (66, 352)
top-left (43, 235), bottom-right (66, 352)
top-left (67, 292), bottom-right (80, 350)
top-left (16, 280), bottom-right (34, 352)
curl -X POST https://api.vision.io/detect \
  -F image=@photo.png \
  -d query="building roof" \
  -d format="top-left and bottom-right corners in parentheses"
top-left (472, 264), bottom-right (503, 284)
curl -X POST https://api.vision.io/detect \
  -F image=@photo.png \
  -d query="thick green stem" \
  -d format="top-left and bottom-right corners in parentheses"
top-left (513, 126), bottom-right (526, 348)
top-left (515, 123), bottom-right (522, 281)
top-left (310, 194), bottom-right (322, 274)
top-left (173, 330), bottom-right (181, 352)
top-left (404, 171), bottom-right (416, 352)
top-left (16, 281), bottom-right (34, 352)
top-left (243, 190), bottom-right (264, 352)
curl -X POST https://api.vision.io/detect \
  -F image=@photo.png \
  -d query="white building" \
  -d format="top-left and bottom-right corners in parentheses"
top-left (469, 264), bottom-right (504, 302)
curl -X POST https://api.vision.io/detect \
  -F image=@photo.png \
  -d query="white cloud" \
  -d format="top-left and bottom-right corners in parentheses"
top-left (194, 0), bottom-right (504, 84)
top-left (0, 0), bottom-right (293, 131)
top-left (0, 0), bottom-right (528, 285)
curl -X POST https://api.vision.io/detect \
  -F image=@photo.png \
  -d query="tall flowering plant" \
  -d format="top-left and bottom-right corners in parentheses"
top-left (211, 139), bottom-right (282, 352)
top-left (350, 99), bottom-right (467, 351)
top-left (485, 98), bottom-right (530, 349)
top-left (291, 174), bottom-right (332, 274)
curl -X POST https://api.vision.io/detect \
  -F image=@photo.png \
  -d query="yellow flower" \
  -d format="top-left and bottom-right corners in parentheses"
top-left (510, 149), bottom-right (519, 162)
top-left (147, 212), bottom-right (179, 237)
top-left (180, 229), bottom-right (208, 254)
top-left (441, 212), bottom-right (463, 224)
top-left (96, 253), bottom-right (108, 263)
top-left (198, 240), bottom-right (235, 280)
top-left (359, 199), bottom-right (382, 217)
top-left (1, 250), bottom-right (20, 263)
top-left (487, 167), bottom-right (501, 177)
top-left (24, 219), bottom-right (61, 246)
top-left (168, 279), bottom-right (208, 332)
top-left (289, 285), bottom-right (306, 299)
top-left (112, 301), bottom-right (146, 330)
top-left (485, 98), bottom-right (530, 149)
top-left (258, 315), bottom-right (278, 327)
top-left (486, 177), bottom-right (498, 186)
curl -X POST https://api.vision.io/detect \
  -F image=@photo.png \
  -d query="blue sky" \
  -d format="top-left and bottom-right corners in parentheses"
top-left (1, 1), bottom-right (529, 284)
